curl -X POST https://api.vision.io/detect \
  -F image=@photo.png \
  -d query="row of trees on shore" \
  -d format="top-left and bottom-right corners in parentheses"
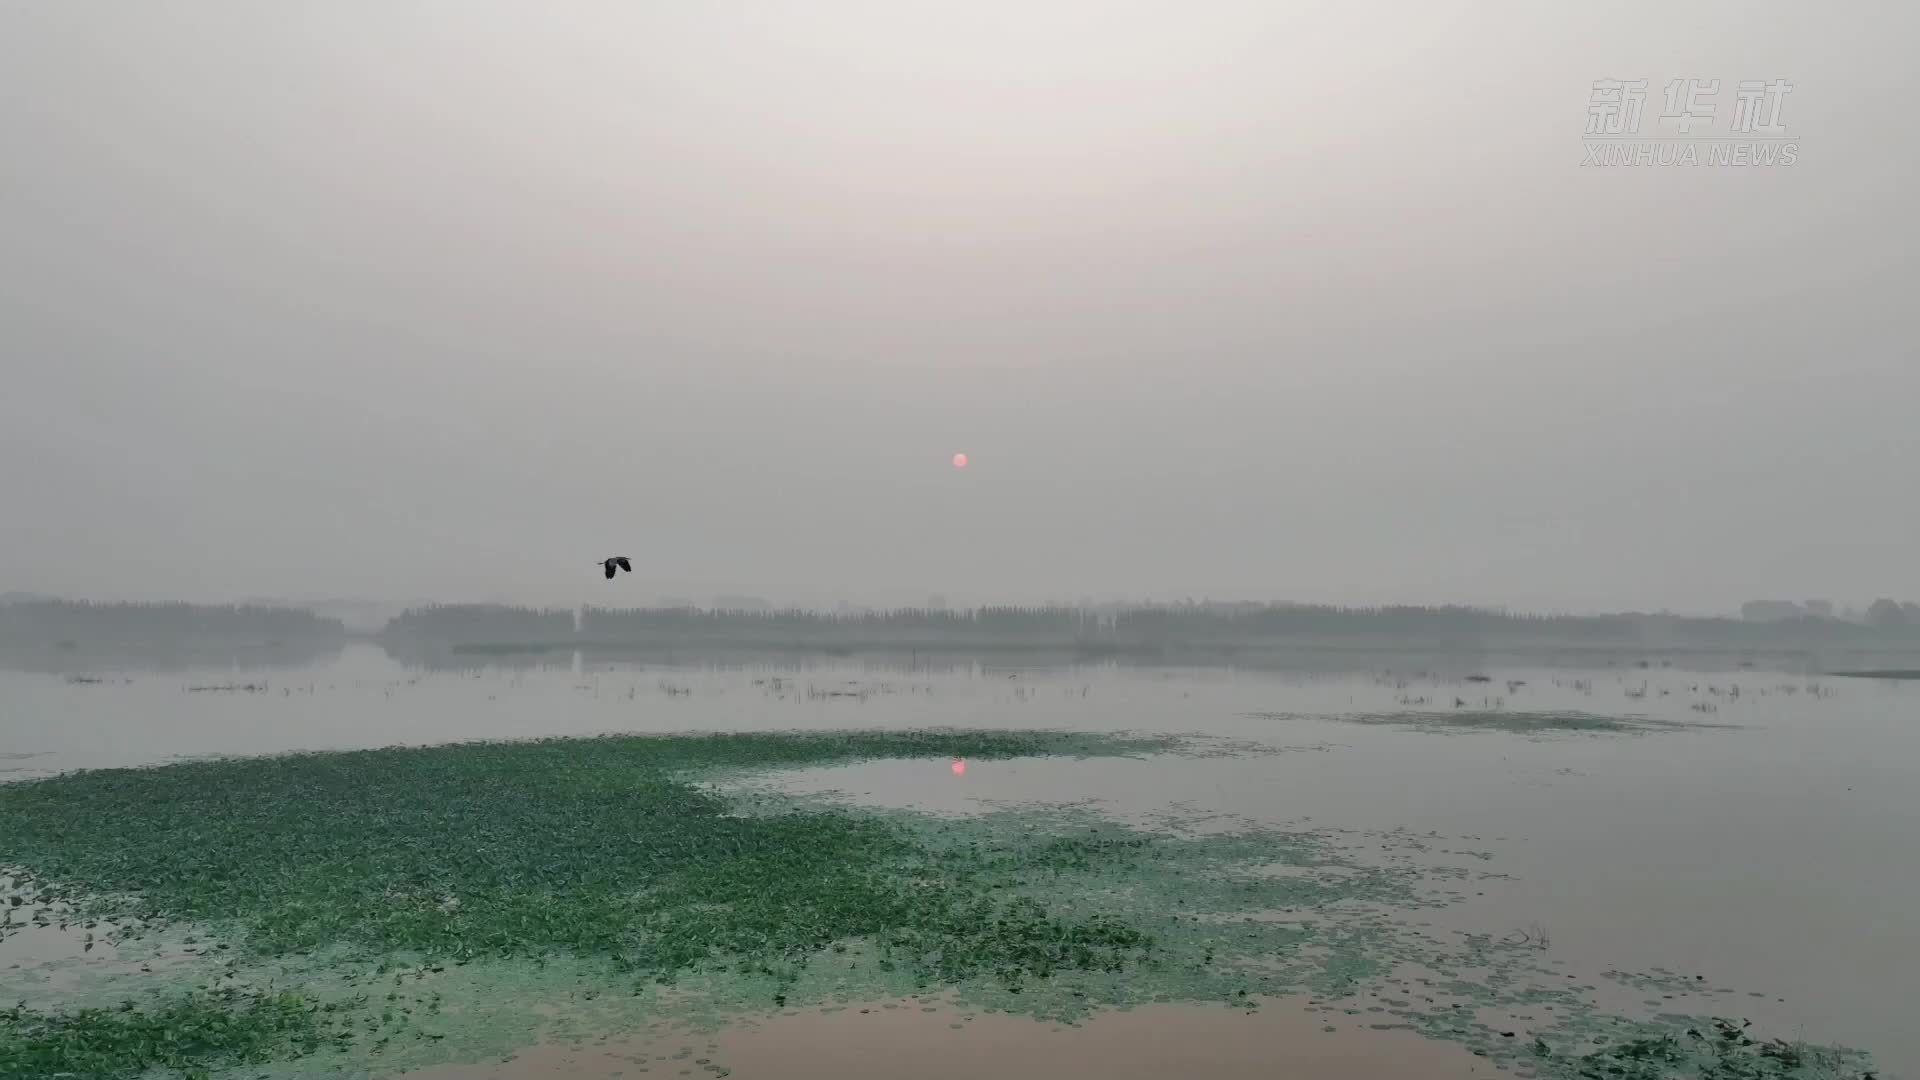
top-left (8, 598), bottom-right (1920, 652)
top-left (0, 600), bottom-right (347, 646)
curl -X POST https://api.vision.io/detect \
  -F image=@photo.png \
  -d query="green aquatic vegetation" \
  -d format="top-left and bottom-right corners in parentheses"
top-left (0, 730), bottom-right (1882, 1080)
top-left (0, 990), bottom-right (346, 1080)
top-left (0, 732), bottom-right (1172, 972)
top-left (1603, 967), bottom-right (1737, 997)
top-left (1571, 1019), bottom-right (1875, 1079)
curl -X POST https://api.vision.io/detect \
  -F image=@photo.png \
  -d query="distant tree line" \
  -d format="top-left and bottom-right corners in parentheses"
top-left (0, 600), bottom-right (347, 647)
top-left (11, 597), bottom-right (1917, 656)
top-left (1865, 598), bottom-right (1920, 629)
top-left (382, 604), bottom-right (575, 643)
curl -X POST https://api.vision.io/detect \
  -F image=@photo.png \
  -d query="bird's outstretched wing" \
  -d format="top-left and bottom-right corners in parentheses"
top-left (604, 561), bottom-right (616, 579)
top-left (614, 557), bottom-right (632, 572)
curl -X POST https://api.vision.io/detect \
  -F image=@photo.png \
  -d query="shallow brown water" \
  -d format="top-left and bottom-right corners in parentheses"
top-left (401, 998), bottom-right (1497, 1080)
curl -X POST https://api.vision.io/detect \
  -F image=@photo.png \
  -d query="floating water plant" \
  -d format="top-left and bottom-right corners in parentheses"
top-left (0, 990), bottom-right (350, 1079)
top-left (0, 732), bottom-right (1175, 967)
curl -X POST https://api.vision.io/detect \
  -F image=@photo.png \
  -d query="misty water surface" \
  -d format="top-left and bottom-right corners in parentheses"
top-left (2, 647), bottom-right (1916, 1075)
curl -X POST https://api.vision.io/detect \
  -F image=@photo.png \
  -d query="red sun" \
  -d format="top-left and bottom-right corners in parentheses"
top-left (952, 453), bottom-right (969, 469)
top-left (951, 759), bottom-right (967, 776)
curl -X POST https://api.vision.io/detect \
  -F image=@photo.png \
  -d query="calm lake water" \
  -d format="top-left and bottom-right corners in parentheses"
top-left (3, 643), bottom-right (1917, 1076)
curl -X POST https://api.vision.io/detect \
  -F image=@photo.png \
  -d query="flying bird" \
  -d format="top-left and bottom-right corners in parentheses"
top-left (599, 556), bottom-right (632, 580)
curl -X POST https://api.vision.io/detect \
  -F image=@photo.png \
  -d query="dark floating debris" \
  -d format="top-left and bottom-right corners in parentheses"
top-left (1250, 711), bottom-right (1722, 736)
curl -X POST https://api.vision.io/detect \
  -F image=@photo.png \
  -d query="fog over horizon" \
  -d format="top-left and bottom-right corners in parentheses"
top-left (4, 2), bottom-right (1916, 618)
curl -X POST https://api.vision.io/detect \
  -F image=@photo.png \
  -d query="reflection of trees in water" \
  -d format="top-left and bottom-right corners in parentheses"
top-left (378, 639), bottom-right (1077, 675)
top-left (376, 641), bottom-right (1572, 678)
top-left (384, 602), bottom-right (1920, 649)
top-left (0, 639), bottom-right (348, 675)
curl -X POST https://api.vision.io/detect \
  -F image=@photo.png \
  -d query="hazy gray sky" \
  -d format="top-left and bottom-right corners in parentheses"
top-left (3, 1), bottom-right (1915, 614)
